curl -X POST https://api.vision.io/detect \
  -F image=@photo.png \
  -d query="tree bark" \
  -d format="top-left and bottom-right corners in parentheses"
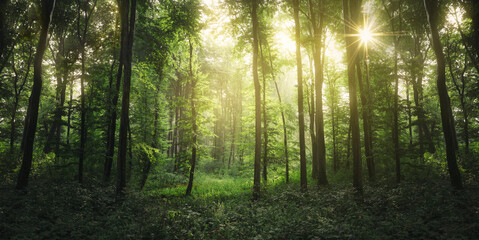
top-left (252, 0), bottom-right (262, 199)
top-left (343, 0), bottom-right (362, 191)
top-left (105, 16), bottom-right (122, 182)
top-left (293, 0), bottom-right (308, 192)
top-left (309, 0), bottom-right (328, 186)
top-left (16, 0), bottom-right (56, 190)
top-left (117, 0), bottom-right (136, 194)
top-left (186, 41), bottom-right (197, 196)
top-left (259, 38), bottom-right (268, 183)
top-left (424, 0), bottom-right (463, 189)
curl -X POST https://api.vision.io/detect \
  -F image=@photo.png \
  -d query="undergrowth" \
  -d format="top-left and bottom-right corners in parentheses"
top-left (1, 173), bottom-right (478, 239)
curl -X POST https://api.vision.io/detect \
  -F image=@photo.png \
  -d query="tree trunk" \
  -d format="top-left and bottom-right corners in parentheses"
top-left (16, 0), bottom-right (55, 190)
top-left (356, 54), bottom-right (375, 182)
top-left (252, 0), bottom-right (262, 199)
top-left (406, 80), bottom-right (412, 148)
top-left (309, 0), bottom-right (328, 186)
top-left (424, 0), bottom-right (463, 189)
top-left (393, 42), bottom-right (400, 184)
top-left (259, 38), bottom-right (268, 183)
top-left (186, 41), bottom-right (197, 196)
top-left (343, 0), bottom-right (362, 191)
top-left (293, 0), bottom-right (308, 192)
top-left (117, 0), bottom-right (136, 194)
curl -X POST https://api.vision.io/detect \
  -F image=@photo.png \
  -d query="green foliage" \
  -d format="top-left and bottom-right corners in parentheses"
top-left (2, 176), bottom-right (478, 239)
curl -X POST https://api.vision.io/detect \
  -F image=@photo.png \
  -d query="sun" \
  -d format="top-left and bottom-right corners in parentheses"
top-left (359, 27), bottom-right (373, 44)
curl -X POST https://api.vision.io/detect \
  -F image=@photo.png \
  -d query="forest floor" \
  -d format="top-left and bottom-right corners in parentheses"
top-left (1, 172), bottom-right (479, 239)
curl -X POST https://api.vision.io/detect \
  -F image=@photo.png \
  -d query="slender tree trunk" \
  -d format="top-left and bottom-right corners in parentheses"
top-left (186, 41), bottom-right (197, 196)
top-left (346, 121), bottom-right (351, 169)
top-left (66, 78), bottom-right (73, 146)
top-left (259, 38), bottom-right (268, 183)
top-left (308, 74), bottom-right (318, 180)
top-left (424, 0), bottom-right (463, 189)
top-left (406, 80), bottom-right (413, 148)
top-left (343, 0), bottom-right (362, 191)
top-left (393, 42), bottom-right (400, 184)
top-left (228, 107), bottom-right (236, 169)
top-left (0, 0), bottom-right (9, 69)
top-left (77, 0), bottom-right (98, 184)
top-left (117, 0), bottom-right (136, 194)
top-left (293, 0), bottom-right (308, 192)
top-left (356, 60), bottom-right (375, 182)
top-left (331, 85), bottom-right (338, 173)
top-left (16, 0), bottom-right (55, 190)
top-left (252, 0), bottom-right (262, 199)
top-left (104, 49), bottom-right (120, 182)
top-left (44, 37), bottom-right (64, 154)
top-left (312, 0), bottom-right (328, 186)
top-left (79, 48), bottom-right (86, 184)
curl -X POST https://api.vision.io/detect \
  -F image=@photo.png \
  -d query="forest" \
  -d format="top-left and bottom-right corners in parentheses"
top-left (0, 0), bottom-right (479, 238)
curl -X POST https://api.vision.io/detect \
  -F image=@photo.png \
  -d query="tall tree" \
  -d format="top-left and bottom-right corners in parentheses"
top-left (343, 0), bottom-right (362, 190)
top-left (186, 40), bottom-right (197, 196)
top-left (76, 0), bottom-right (97, 184)
top-left (16, 0), bottom-right (56, 189)
top-left (309, 0), bottom-right (328, 186)
top-left (293, 0), bottom-right (308, 191)
top-left (252, 0), bottom-right (262, 199)
top-left (117, 0), bottom-right (137, 194)
top-left (423, 0), bottom-right (462, 189)
top-left (104, 15), bottom-right (121, 182)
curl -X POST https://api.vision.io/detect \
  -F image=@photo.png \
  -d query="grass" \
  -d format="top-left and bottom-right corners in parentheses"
top-left (1, 169), bottom-right (479, 239)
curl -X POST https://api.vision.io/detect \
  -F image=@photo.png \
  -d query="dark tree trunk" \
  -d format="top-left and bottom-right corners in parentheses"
top-left (0, 0), bottom-right (9, 70)
top-left (186, 41), bottom-right (197, 196)
top-left (406, 80), bottom-right (412, 148)
top-left (356, 60), bottom-right (375, 182)
top-left (293, 0), bottom-right (308, 192)
top-left (424, 0), bottom-right (463, 189)
top-left (66, 78), bottom-right (73, 146)
top-left (77, 0), bottom-right (97, 184)
top-left (331, 82), bottom-right (338, 173)
top-left (259, 38), bottom-right (268, 183)
top-left (393, 44), bottom-right (400, 184)
top-left (343, 0), bottom-right (362, 191)
top-left (307, 71), bottom-right (317, 180)
top-left (309, 0), bottom-right (328, 186)
top-left (252, 0), bottom-right (262, 199)
top-left (79, 48), bottom-right (86, 184)
top-left (16, 0), bottom-right (55, 190)
top-left (117, 0), bottom-right (136, 194)
top-left (104, 18), bottom-right (121, 182)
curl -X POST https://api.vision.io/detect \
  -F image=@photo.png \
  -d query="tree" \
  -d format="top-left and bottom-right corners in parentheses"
top-left (252, 0), bottom-right (262, 199)
top-left (186, 40), bottom-right (197, 196)
top-left (309, 0), bottom-right (328, 186)
top-left (76, 0), bottom-right (97, 184)
top-left (293, 0), bottom-right (308, 192)
top-left (423, 0), bottom-right (463, 190)
top-left (117, 0), bottom-right (137, 194)
top-left (16, 0), bottom-right (56, 189)
top-left (342, 0), bottom-right (362, 191)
